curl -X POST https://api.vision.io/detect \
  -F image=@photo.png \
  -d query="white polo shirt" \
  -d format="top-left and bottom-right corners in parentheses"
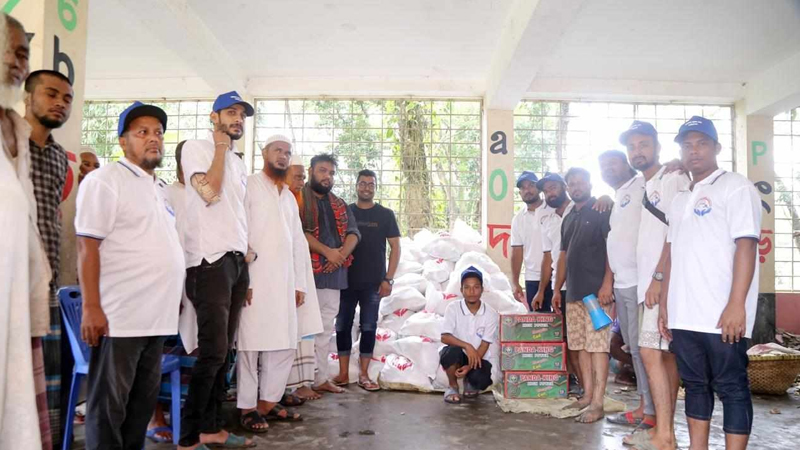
top-left (75, 158), bottom-right (185, 337)
top-left (541, 201), bottom-right (574, 290)
top-left (608, 176), bottom-right (645, 289)
top-left (181, 132), bottom-right (248, 267)
top-left (636, 167), bottom-right (691, 303)
top-left (510, 203), bottom-right (554, 281)
top-left (666, 169), bottom-right (761, 338)
top-left (164, 182), bottom-right (187, 248)
top-left (442, 299), bottom-right (499, 360)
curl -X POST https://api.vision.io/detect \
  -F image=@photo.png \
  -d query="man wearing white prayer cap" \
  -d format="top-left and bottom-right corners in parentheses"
top-left (79, 146), bottom-right (100, 184)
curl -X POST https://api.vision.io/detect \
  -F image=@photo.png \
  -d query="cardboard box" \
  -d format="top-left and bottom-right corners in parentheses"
top-left (503, 371), bottom-right (569, 399)
top-left (500, 313), bottom-right (563, 343)
top-left (500, 342), bottom-right (566, 371)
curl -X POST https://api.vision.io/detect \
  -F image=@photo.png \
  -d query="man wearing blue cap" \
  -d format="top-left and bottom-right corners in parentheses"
top-left (510, 171), bottom-right (554, 312)
top-left (76, 102), bottom-right (185, 450)
top-left (440, 266), bottom-right (499, 404)
top-left (655, 116), bottom-right (760, 450)
top-left (179, 91), bottom-right (255, 449)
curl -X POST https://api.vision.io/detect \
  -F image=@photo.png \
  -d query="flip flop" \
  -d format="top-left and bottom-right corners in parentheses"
top-left (357, 378), bottom-right (380, 392)
top-left (444, 387), bottom-right (461, 404)
top-left (208, 433), bottom-right (256, 448)
top-left (263, 404), bottom-right (302, 422)
top-left (280, 393), bottom-right (306, 407)
top-left (607, 411), bottom-right (643, 426)
top-left (145, 426), bottom-right (173, 443)
top-left (331, 378), bottom-right (349, 387)
top-left (463, 381), bottom-right (479, 399)
top-left (239, 410), bottom-right (269, 434)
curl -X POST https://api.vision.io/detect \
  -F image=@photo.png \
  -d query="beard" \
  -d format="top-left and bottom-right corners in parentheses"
top-left (140, 154), bottom-right (163, 172)
top-left (357, 192), bottom-right (374, 202)
top-left (545, 190), bottom-right (568, 208)
top-left (36, 112), bottom-right (66, 129)
top-left (265, 161), bottom-right (288, 185)
top-left (0, 81), bottom-right (23, 110)
top-left (310, 176), bottom-right (332, 195)
top-left (523, 193), bottom-right (540, 205)
top-left (217, 122), bottom-right (243, 141)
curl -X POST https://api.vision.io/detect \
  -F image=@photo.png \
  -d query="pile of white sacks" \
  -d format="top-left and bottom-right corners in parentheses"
top-left (327, 220), bottom-right (526, 392)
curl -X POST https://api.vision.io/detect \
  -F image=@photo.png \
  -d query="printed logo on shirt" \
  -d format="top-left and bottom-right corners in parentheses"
top-left (476, 326), bottom-right (486, 339)
top-left (165, 199), bottom-right (175, 217)
top-left (649, 190), bottom-right (661, 207)
top-left (620, 194), bottom-right (631, 208)
top-left (694, 197), bottom-right (712, 216)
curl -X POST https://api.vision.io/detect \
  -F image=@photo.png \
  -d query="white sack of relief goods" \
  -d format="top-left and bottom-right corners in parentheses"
top-left (379, 286), bottom-right (426, 317)
top-left (394, 273), bottom-right (427, 294)
top-left (378, 309), bottom-right (414, 333)
top-left (398, 312), bottom-right (444, 341)
top-left (395, 259), bottom-right (423, 277)
top-left (450, 220), bottom-right (485, 254)
top-left (489, 272), bottom-right (513, 292)
top-left (379, 353), bottom-right (433, 392)
top-left (421, 233), bottom-right (464, 262)
top-left (424, 286), bottom-right (462, 317)
top-left (482, 290), bottom-right (527, 314)
top-left (400, 237), bottom-right (427, 263)
top-left (373, 328), bottom-right (397, 359)
top-left (454, 251), bottom-right (501, 275)
top-left (412, 229), bottom-right (436, 249)
top-left (390, 336), bottom-right (441, 379)
top-left (422, 258), bottom-right (455, 284)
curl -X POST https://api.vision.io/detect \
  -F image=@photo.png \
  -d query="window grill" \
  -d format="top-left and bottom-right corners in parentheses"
top-left (773, 107), bottom-right (800, 292)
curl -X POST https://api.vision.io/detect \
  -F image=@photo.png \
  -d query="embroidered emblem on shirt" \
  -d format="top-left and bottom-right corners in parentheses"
top-left (620, 194), bottom-right (631, 207)
top-left (649, 190), bottom-right (661, 207)
top-left (694, 197), bottom-right (712, 216)
top-left (476, 326), bottom-right (486, 339)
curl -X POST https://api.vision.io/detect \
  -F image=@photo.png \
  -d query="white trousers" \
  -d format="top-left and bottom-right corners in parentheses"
top-left (236, 348), bottom-right (295, 408)
top-left (314, 288), bottom-right (340, 386)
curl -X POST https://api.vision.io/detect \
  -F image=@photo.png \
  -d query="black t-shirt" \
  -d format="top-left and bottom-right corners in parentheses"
top-left (348, 203), bottom-right (401, 289)
top-left (560, 197), bottom-right (611, 302)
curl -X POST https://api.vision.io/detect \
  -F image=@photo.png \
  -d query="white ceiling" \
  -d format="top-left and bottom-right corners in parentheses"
top-left (84, 0), bottom-right (800, 108)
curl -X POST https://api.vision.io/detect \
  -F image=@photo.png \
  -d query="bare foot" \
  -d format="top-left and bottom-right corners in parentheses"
top-left (199, 429), bottom-right (254, 447)
top-left (313, 381), bottom-right (345, 394)
top-left (576, 406), bottom-right (605, 423)
top-left (294, 386), bottom-right (322, 400)
top-left (633, 435), bottom-right (677, 450)
top-left (562, 398), bottom-right (591, 410)
top-left (331, 374), bottom-right (349, 386)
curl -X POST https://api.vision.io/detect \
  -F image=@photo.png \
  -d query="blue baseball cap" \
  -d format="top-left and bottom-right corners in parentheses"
top-left (212, 91), bottom-right (254, 117)
top-left (536, 172), bottom-right (565, 190)
top-left (460, 266), bottom-right (484, 285)
top-left (674, 116), bottom-right (718, 143)
top-left (117, 101), bottom-right (168, 137)
top-left (619, 120), bottom-right (658, 145)
top-left (516, 171), bottom-right (539, 188)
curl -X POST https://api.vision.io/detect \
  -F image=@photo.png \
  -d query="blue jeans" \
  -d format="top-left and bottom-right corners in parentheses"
top-left (335, 286), bottom-right (380, 357)
top-left (671, 329), bottom-right (753, 435)
top-left (525, 280), bottom-right (553, 312)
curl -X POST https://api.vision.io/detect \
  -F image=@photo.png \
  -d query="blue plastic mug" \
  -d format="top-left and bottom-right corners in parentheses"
top-left (583, 294), bottom-right (612, 331)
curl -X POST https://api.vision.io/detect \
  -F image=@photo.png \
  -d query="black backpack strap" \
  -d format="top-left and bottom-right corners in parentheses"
top-left (642, 191), bottom-right (668, 225)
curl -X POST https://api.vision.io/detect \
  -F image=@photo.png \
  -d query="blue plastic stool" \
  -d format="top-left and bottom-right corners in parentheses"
top-left (58, 287), bottom-right (182, 448)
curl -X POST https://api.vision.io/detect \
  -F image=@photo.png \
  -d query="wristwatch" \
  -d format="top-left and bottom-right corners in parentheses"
top-left (383, 278), bottom-right (394, 286)
top-left (652, 271), bottom-right (664, 282)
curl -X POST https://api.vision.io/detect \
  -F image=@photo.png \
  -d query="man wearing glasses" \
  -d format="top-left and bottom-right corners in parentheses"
top-left (331, 169), bottom-right (401, 391)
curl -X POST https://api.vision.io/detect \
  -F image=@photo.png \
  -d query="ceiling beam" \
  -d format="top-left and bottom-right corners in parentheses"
top-left (484, 0), bottom-right (586, 110)
top-left (113, 0), bottom-right (247, 97)
top-left (744, 50), bottom-right (800, 116)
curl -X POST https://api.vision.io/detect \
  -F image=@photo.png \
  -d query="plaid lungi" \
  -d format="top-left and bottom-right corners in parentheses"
top-left (286, 338), bottom-right (316, 389)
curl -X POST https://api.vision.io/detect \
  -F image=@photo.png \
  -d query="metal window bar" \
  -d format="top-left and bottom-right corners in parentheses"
top-left (81, 100), bottom-right (215, 184)
top-left (773, 107), bottom-right (800, 292)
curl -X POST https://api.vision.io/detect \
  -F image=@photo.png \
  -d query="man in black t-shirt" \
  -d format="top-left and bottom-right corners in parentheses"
top-left (332, 169), bottom-right (401, 391)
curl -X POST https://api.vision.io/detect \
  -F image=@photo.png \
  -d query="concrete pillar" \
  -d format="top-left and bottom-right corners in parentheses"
top-left (13, 0), bottom-right (90, 285)
top-left (482, 109), bottom-right (515, 278)
top-left (746, 114), bottom-right (776, 344)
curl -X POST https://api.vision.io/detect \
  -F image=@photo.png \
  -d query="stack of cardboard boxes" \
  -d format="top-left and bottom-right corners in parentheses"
top-left (499, 313), bottom-right (569, 399)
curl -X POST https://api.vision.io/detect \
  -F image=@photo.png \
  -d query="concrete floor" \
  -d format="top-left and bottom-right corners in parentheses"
top-left (71, 381), bottom-right (800, 450)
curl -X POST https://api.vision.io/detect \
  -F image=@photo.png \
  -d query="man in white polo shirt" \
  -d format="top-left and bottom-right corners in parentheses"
top-left (599, 150), bottom-right (656, 433)
top-left (76, 102), bottom-right (185, 450)
top-left (510, 171), bottom-right (553, 312)
top-left (179, 92), bottom-right (254, 450)
top-left (659, 116), bottom-right (760, 450)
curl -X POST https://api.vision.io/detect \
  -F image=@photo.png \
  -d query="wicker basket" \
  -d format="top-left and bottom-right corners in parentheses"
top-left (747, 354), bottom-right (800, 395)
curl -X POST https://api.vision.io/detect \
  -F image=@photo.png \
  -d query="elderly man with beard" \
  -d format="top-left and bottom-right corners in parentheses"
top-left (24, 68), bottom-right (74, 448)
top-left (235, 134), bottom-right (308, 433)
top-left (0, 14), bottom-right (54, 449)
top-left (510, 171), bottom-right (553, 312)
top-left (301, 153), bottom-right (361, 395)
top-left (76, 102), bottom-right (185, 450)
top-left (179, 92), bottom-right (255, 450)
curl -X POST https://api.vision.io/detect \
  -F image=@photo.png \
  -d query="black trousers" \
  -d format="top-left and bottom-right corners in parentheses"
top-left (439, 345), bottom-right (494, 391)
top-left (180, 252), bottom-right (250, 446)
top-left (84, 335), bottom-right (166, 450)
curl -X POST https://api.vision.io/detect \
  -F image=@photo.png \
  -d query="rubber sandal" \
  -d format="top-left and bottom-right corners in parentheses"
top-left (607, 411), bottom-right (643, 426)
top-left (264, 404), bottom-right (303, 422)
top-left (444, 387), bottom-right (461, 404)
top-left (239, 410), bottom-right (269, 434)
top-left (357, 378), bottom-right (380, 392)
top-left (463, 381), bottom-right (479, 399)
top-left (280, 393), bottom-right (306, 407)
top-left (145, 426), bottom-right (173, 443)
top-left (208, 433), bottom-right (256, 448)
top-left (331, 379), bottom-right (349, 387)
